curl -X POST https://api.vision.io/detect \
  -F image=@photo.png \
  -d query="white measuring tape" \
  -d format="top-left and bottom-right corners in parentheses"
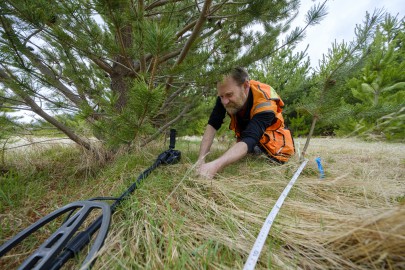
top-left (243, 159), bottom-right (308, 270)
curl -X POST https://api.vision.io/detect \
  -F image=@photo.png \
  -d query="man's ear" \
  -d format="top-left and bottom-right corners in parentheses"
top-left (244, 80), bottom-right (250, 92)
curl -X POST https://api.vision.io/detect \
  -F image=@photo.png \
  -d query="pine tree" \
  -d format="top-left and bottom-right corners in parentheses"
top-left (299, 10), bottom-right (384, 157)
top-left (339, 14), bottom-right (405, 141)
top-left (0, 0), bottom-right (327, 152)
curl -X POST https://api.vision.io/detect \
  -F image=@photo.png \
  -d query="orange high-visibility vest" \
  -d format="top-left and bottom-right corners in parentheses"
top-left (229, 80), bottom-right (295, 162)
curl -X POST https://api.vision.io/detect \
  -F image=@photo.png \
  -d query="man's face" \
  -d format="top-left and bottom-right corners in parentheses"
top-left (217, 77), bottom-right (249, 115)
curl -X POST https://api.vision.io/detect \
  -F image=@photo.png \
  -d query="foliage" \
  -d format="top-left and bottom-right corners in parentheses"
top-left (284, 10), bottom-right (401, 155)
top-left (91, 78), bottom-right (166, 148)
top-left (175, 95), bottom-right (216, 136)
top-left (336, 14), bottom-right (405, 141)
top-left (0, 90), bottom-right (23, 167)
top-left (0, 0), bottom-right (327, 152)
top-left (288, 113), bottom-right (310, 137)
top-left (0, 88), bottom-right (21, 139)
top-left (250, 46), bottom-right (312, 133)
top-left (1, 0), bottom-right (402, 150)
top-left (251, 10), bottom-right (386, 143)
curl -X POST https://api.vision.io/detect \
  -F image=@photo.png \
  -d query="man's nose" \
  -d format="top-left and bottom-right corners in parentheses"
top-left (222, 97), bottom-right (229, 105)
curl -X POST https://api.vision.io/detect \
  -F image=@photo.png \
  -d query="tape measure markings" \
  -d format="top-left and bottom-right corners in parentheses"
top-left (243, 159), bottom-right (309, 270)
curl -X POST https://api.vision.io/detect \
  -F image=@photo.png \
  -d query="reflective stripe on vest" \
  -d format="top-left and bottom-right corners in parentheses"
top-left (229, 80), bottom-right (285, 137)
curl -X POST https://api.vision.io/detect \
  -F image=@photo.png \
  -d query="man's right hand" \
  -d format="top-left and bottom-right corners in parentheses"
top-left (196, 160), bottom-right (219, 179)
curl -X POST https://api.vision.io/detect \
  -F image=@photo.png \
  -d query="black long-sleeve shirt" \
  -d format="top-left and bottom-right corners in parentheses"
top-left (208, 90), bottom-right (276, 153)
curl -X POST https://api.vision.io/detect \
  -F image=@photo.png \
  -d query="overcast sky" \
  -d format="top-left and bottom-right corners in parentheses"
top-left (294, 0), bottom-right (405, 67)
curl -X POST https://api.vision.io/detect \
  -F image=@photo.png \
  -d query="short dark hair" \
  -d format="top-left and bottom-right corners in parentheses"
top-left (229, 67), bottom-right (249, 85)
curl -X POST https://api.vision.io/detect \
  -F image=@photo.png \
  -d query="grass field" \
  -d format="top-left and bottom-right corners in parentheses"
top-left (1, 137), bottom-right (404, 269)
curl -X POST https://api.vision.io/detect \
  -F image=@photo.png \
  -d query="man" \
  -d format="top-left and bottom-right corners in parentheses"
top-left (196, 67), bottom-right (294, 179)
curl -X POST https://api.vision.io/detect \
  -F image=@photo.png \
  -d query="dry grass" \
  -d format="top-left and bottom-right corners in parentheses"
top-left (91, 137), bottom-right (405, 269)
top-left (1, 137), bottom-right (404, 269)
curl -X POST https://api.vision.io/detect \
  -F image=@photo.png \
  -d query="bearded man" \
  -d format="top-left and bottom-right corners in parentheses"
top-left (196, 67), bottom-right (295, 179)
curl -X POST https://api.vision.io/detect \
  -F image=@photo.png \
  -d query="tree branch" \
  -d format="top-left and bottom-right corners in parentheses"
top-left (176, 20), bottom-right (197, 39)
top-left (0, 106), bottom-right (38, 111)
top-left (158, 84), bottom-right (188, 113)
top-left (158, 49), bottom-right (182, 65)
top-left (174, 0), bottom-right (212, 67)
top-left (0, 15), bottom-right (27, 68)
top-left (89, 56), bottom-right (113, 74)
top-left (23, 28), bottom-right (43, 47)
top-left (141, 103), bottom-right (192, 146)
top-left (166, 0), bottom-right (212, 91)
top-left (0, 16), bottom-right (96, 112)
top-left (0, 68), bottom-right (93, 150)
top-left (145, 0), bottom-right (185, 11)
top-left (137, 0), bottom-right (147, 73)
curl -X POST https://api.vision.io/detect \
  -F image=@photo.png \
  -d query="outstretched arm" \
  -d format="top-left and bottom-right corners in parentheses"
top-left (196, 111), bottom-right (274, 179)
top-left (197, 141), bottom-right (248, 179)
top-left (198, 124), bottom-right (217, 163)
top-left (198, 97), bottom-right (226, 163)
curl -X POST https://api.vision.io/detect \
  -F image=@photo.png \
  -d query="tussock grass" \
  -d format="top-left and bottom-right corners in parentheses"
top-left (1, 137), bottom-right (404, 269)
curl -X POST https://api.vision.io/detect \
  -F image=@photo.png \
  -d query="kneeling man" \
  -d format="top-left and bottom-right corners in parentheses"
top-left (197, 67), bottom-right (295, 179)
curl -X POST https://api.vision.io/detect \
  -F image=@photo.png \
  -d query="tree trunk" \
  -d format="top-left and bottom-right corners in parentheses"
top-left (301, 114), bottom-right (318, 159)
top-left (24, 94), bottom-right (93, 150)
top-left (111, 24), bottom-right (134, 111)
top-left (111, 72), bottom-right (130, 111)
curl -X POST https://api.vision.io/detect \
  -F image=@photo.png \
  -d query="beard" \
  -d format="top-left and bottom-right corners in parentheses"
top-left (225, 103), bottom-right (243, 115)
top-left (224, 91), bottom-right (247, 115)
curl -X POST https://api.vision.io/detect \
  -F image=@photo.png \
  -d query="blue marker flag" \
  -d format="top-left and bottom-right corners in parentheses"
top-left (315, 157), bottom-right (325, 179)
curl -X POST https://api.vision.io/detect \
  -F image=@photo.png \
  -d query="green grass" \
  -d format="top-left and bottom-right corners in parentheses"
top-left (1, 137), bottom-right (404, 269)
